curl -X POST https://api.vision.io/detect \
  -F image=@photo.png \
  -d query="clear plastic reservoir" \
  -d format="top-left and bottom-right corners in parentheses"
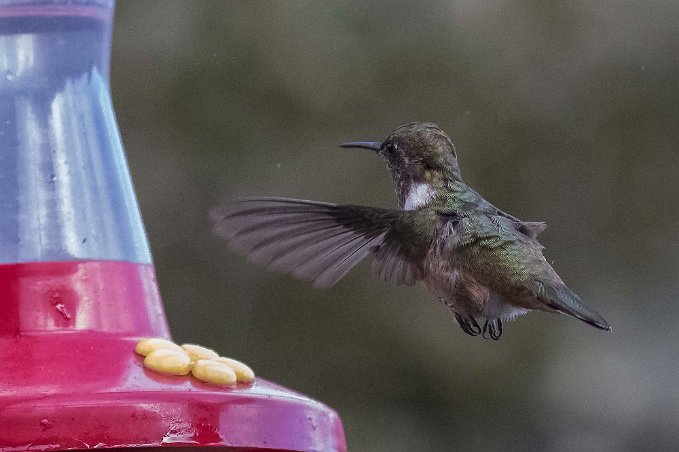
top-left (0, 0), bottom-right (151, 264)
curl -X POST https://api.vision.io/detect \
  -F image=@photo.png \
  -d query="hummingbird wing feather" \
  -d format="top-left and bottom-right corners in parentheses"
top-left (517, 221), bottom-right (547, 239)
top-left (464, 187), bottom-right (547, 240)
top-left (453, 213), bottom-right (610, 330)
top-left (369, 207), bottom-right (441, 286)
top-left (371, 235), bottom-right (426, 286)
top-left (211, 198), bottom-right (435, 288)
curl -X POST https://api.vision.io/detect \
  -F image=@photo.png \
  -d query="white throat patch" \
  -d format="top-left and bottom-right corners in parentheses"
top-left (403, 183), bottom-right (436, 210)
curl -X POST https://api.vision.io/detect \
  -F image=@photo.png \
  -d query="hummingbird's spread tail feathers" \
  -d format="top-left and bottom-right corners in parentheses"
top-left (537, 282), bottom-right (611, 331)
top-left (211, 198), bottom-right (430, 288)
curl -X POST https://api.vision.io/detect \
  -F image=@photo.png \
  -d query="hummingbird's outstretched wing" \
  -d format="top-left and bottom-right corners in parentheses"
top-left (210, 197), bottom-right (437, 288)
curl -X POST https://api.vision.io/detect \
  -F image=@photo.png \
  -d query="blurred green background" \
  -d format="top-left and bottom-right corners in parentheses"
top-left (112, 1), bottom-right (678, 451)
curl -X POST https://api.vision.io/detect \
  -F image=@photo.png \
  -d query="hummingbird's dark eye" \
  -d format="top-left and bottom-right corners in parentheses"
top-left (385, 142), bottom-right (398, 153)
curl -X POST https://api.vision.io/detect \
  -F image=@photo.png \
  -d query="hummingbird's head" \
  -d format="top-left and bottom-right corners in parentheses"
top-left (340, 122), bottom-right (461, 209)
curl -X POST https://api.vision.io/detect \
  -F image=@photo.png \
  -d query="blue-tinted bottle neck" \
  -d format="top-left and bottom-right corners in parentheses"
top-left (0, 1), bottom-right (153, 265)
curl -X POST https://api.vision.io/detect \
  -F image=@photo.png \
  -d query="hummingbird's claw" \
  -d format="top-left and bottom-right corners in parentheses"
top-left (454, 313), bottom-right (481, 337)
top-left (482, 319), bottom-right (503, 340)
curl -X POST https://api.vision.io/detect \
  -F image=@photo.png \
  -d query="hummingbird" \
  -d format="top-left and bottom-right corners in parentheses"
top-left (210, 122), bottom-right (611, 340)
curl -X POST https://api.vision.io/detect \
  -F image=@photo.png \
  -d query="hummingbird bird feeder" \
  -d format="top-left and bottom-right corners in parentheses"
top-left (0, 0), bottom-right (345, 450)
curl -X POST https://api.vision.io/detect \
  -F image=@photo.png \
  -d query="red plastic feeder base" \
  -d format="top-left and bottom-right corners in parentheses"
top-left (0, 334), bottom-right (345, 451)
top-left (0, 262), bottom-right (345, 451)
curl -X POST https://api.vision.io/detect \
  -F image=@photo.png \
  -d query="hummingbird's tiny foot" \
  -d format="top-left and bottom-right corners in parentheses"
top-left (482, 320), bottom-right (490, 339)
top-left (482, 319), bottom-right (502, 340)
top-left (469, 317), bottom-right (481, 335)
top-left (454, 313), bottom-right (481, 337)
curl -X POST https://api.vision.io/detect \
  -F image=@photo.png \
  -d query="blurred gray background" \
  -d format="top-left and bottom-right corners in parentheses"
top-left (112, 1), bottom-right (678, 451)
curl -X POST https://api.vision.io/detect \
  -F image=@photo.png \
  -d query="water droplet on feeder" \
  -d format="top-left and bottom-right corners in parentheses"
top-left (55, 303), bottom-right (72, 320)
top-left (39, 418), bottom-right (53, 431)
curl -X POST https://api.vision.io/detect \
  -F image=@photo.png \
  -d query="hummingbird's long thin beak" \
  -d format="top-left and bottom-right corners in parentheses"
top-left (339, 141), bottom-right (383, 152)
